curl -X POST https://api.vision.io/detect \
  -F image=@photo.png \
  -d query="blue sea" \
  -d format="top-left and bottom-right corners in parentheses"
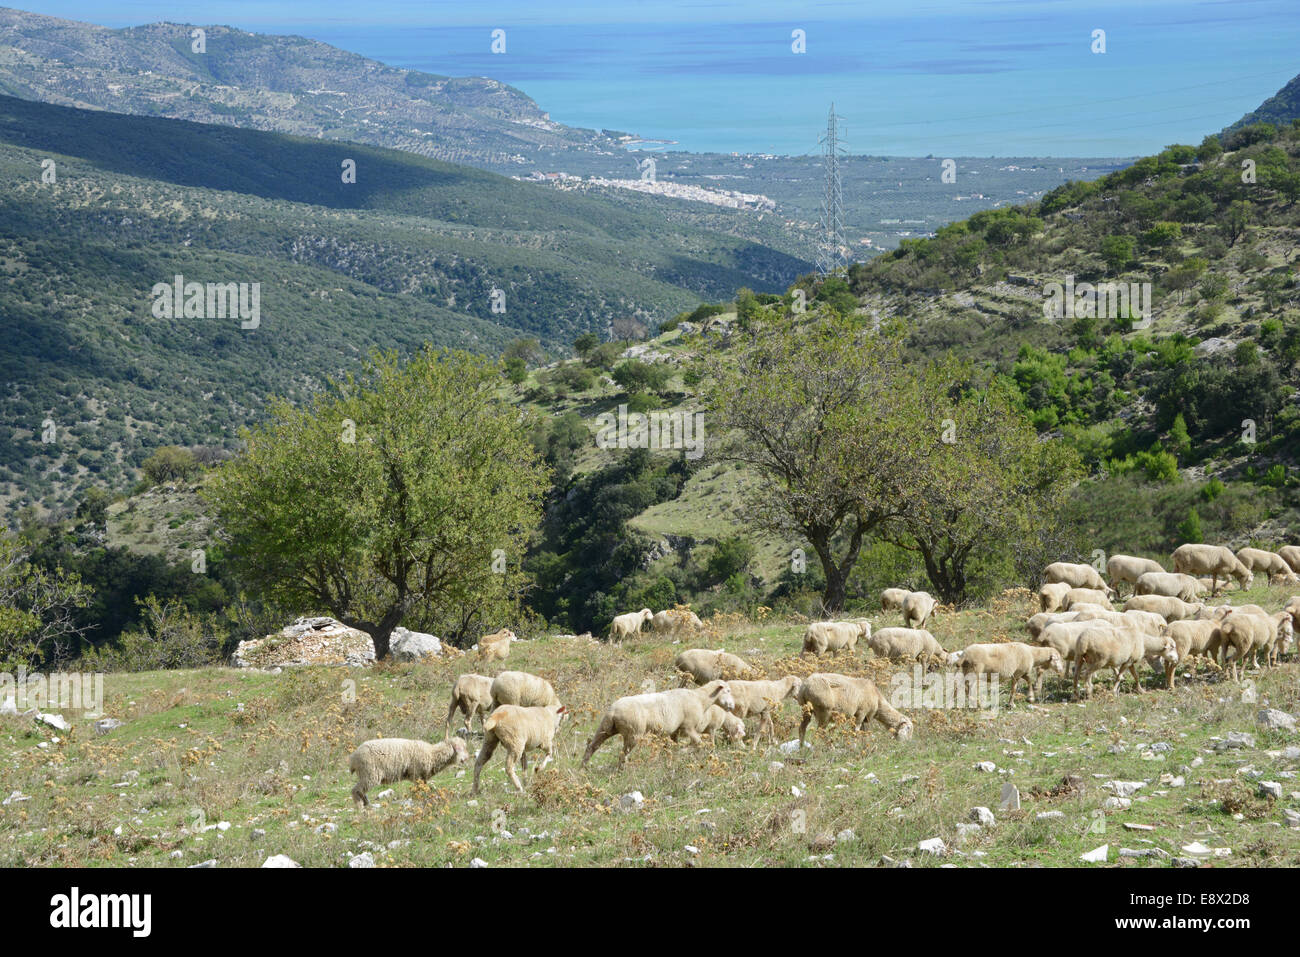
top-left (55, 1), bottom-right (1300, 156)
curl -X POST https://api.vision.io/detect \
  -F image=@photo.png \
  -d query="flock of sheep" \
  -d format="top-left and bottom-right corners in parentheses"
top-left (346, 544), bottom-right (1300, 806)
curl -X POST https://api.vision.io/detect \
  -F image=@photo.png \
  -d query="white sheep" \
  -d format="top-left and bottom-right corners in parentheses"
top-left (1061, 587), bottom-right (1114, 611)
top-left (1216, 611), bottom-right (1292, 679)
top-left (489, 670), bottom-right (560, 710)
top-left (1105, 554), bottom-right (1165, 597)
top-left (701, 704), bottom-right (746, 744)
top-left (801, 618), bottom-right (871, 657)
top-left (652, 608), bottom-right (704, 635)
top-left (700, 676), bottom-right (803, 748)
top-left (1172, 544), bottom-right (1253, 594)
top-left (794, 673), bottom-right (912, 746)
top-left (1044, 561), bottom-right (1113, 594)
top-left (1285, 595), bottom-right (1300, 628)
top-left (1026, 610), bottom-right (1082, 639)
top-left (1073, 622), bottom-right (1177, 698)
top-left (902, 591), bottom-right (939, 628)
top-left (471, 704), bottom-right (568, 795)
top-left (581, 683), bottom-right (737, 769)
top-left (1162, 618), bottom-right (1223, 689)
top-left (866, 627), bottom-right (947, 667)
top-left (608, 608), bottom-right (654, 643)
top-left (880, 588), bottom-right (911, 612)
top-left (1037, 582), bottom-right (1072, 613)
top-left (445, 673), bottom-right (494, 737)
top-left (951, 642), bottom-right (1064, 706)
top-left (1135, 571), bottom-right (1204, 602)
top-left (1035, 619), bottom-right (1096, 678)
top-left (1123, 594), bottom-right (1209, 621)
top-left (476, 627), bottom-right (516, 662)
top-left (349, 736), bottom-right (469, 807)
top-left (1278, 546), bottom-right (1300, 575)
top-left (674, 648), bottom-right (755, 686)
top-left (1236, 547), bottom-right (1300, 584)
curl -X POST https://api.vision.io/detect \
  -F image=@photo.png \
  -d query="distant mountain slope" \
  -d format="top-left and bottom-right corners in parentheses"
top-left (0, 94), bottom-right (809, 521)
top-left (0, 6), bottom-right (612, 168)
top-left (1224, 72), bottom-right (1300, 136)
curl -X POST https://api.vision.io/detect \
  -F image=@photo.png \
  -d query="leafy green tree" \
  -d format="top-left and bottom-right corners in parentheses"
top-left (503, 337), bottom-right (543, 366)
top-left (0, 537), bottom-right (91, 670)
top-left (142, 446), bottom-right (201, 486)
top-left (1224, 200), bottom-right (1253, 245)
top-left (1100, 235), bottom-right (1135, 272)
top-left (573, 332), bottom-right (600, 356)
top-left (1169, 413), bottom-right (1192, 458)
top-left (503, 357), bottom-right (527, 385)
top-left (205, 347), bottom-right (549, 658)
top-left (612, 359), bottom-right (671, 396)
top-left (1177, 507), bottom-right (1202, 543)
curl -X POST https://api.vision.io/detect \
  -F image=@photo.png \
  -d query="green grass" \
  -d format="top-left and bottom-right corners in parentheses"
top-left (4, 584), bottom-right (1300, 867)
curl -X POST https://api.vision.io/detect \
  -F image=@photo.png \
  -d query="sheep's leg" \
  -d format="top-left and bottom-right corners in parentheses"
top-left (1166, 660), bottom-right (1177, 690)
top-left (471, 734), bottom-right (499, 796)
top-left (352, 785), bottom-right (369, 809)
top-left (617, 733), bottom-right (636, 769)
top-left (798, 712), bottom-right (812, 747)
top-left (504, 750), bottom-right (525, 793)
top-left (538, 744), bottom-right (554, 773)
top-left (683, 729), bottom-right (704, 749)
top-left (1129, 663), bottom-right (1144, 693)
top-left (445, 698), bottom-right (459, 739)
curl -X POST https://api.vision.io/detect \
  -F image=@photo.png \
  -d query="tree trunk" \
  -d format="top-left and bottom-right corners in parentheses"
top-left (809, 517), bottom-right (868, 615)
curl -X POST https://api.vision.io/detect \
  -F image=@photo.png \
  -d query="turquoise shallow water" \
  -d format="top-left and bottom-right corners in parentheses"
top-left (62, 2), bottom-right (1300, 155)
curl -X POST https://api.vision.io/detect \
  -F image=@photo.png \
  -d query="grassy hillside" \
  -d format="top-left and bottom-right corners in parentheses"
top-left (5, 588), bottom-right (1300, 868)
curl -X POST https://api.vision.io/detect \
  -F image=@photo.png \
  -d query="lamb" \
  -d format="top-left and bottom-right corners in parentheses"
top-left (866, 627), bottom-right (947, 667)
top-left (1044, 561), bottom-right (1112, 594)
top-left (674, 648), bottom-right (755, 686)
top-left (1123, 594), bottom-right (1210, 622)
top-left (1236, 547), bottom-right (1300, 584)
top-left (1026, 610), bottom-right (1082, 639)
top-left (902, 591), bottom-right (939, 628)
top-left (581, 683), bottom-right (737, 769)
top-left (1278, 546), bottom-right (1300, 575)
top-left (950, 642), bottom-right (1064, 706)
top-left (1172, 544), bottom-right (1253, 594)
top-left (794, 673), bottom-right (913, 747)
top-left (609, 608), bottom-right (654, 643)
top-left (477, 628), bottom-right (516, 662)
top-left (1135, 571), bottom-right (1204, 603)
top-left (1061, 588), bottom-right (1114, 611)
top-left (445, 673), bottom-right (494, 737)
top-left (801, 618), bottom-right (871, 657)
top-left (489, 671), bottom-right (560, 710)
top-left (881, 588), bottom-right (911, 612)
top-left (701, 704), bottom-right (746, 744)
top-left (471, 704), bottom-right (568, 795)
top-left (652, 608), bottom-right (704, 635)
top-left (1037, 582), bottom-right (1072, 613)
top-left (1073, 622), bottom-right (1177, 698)
top-left (349, 736), bottom-right (469, 808)
top-left (1162, 619), bottom-right (1223, 689)
top-left (1105, 554), bottom-right (1165, 597)
top-left (700, 676), bottom-right (803, 748)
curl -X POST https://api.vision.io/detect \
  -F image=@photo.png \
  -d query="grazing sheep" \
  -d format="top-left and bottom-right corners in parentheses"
top-left (581, 683), bottom-right (737, 769)
top-left (1285, 596), bottom-right (1300, 628)
top-left (1036, 620), bottom-right (1097, 678)
top-left (1278, 546), bottom-right (1300, 575)
top-left (1044, 561), bottom-right (1113, 594)
top-left (477, 628), bottom-right (516, 662)
top-left (1038, 582), bottom-right (1072, 613)
top-left (700, 676), bottom-right (803, 748)
top-left (445, 673), bottom-right (494, 737)
top-left (1162, 619), bottom-right (1223, 689)
top-left (701, 704), bottom-right (746, 744)
top-left (489, 671), bottom-right (560, 710)
top-left (801, 618), bottom-right (871, 657)
top-left (881, 588), bottom-right (911, 612)
top-left (951, 642), bottom-right (1064, 706)
top-left (1073, 623), bottom-right (1177, 698)
top-left (609, 608), bottom-right (654, 643)
top-left (1216, 611), bottom-right (1293, 678)
top-left (1072, 607), bottom-right (1168, 638)
top-left (1061, 587), bottom-right (1114, 611)
top-left (866, 627), bottom-right (947, 668)
top-left (795, 673), bottom-right (912, 746)
top-left (1106, 554), bottom-right (1165, 597)
top-left (1135, 571), bottom-right (1204, 603)
top-left (349, 737), bottom-right (469, 807)
top-left (471, 704), bottom-right (568, 795)
top-left (1236, 548), bottom-right (1300, 584)
top-left (1123, 594), bottom-right (1210, 622)
top-left (1211, 603), bottom-right (1269, 620)
top-left (652, 608), bottom-right (704, 635)
top-left (674, 648), bottom-right (755, 686)
top-left (1172, 544), bottom-right (1253, 594)
top-left (1026, 610), bottom-right (1082, 638)
top-left (902, 591), bottom-right (939, 628)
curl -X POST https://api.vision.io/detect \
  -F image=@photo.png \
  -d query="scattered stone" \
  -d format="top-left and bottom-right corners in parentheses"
top-left (684, 845), bottom-right (700, 855)
top-left (836, 828), bottom-right (855, 843)
top-left (917, 837), bottom-right (947, 856)
top-left (1123, 823), bottom-right (1155, 831)
top-left (252, 829), bottom-right (266, 839)
top-left (188, 859), bottom-right (218, 869)
top-left (970, 807), bottom-right (996, 827)
top-left (1103, 797), bottom-right (1132, 811)
top-left (999, 781), bottom-right (1020, 810)
top-left (348, 852), bottom-right (376, 868)
top-left (1284, 809), bottom-right (1300, 828)
top-left (1159, 774), bottom-right (1185, 788)
top-left (768, 761), bottom-right (784, 772)
top-left (1173, 857), bottom-right (1201, 868)
top-left (1107, 781), bottom-right (1145, 798)
top-left (1036, 811), bottom-right (1065, 821)
top-left (36, 712), bottom-right (69, 731)
top-left (262, 855), bottom-right (300, 868)
top-left (1258, 710), bottom-right (1296, 732)
top-left (1080, 845), bottom-right (1109, 863)
top-left (1120, 847), bottom-right (1170, 859)
top-left (2, 790), bottom-right (29, 805)
top-left (94, 718), bottom-right (123, 736)
top-left (779, 740), bottom-right (811, 754)
top-left (619, 791), bottom-right (644, 812)
top-left (975, 761), bottom-right (997, 773)
top-left (389, 627), bottom-right (443, 662)
top-left (469, 857), bottom-right (488, 868)
top-left (1259, 781), bottom-right (1283, 799)
top-left (1215, 732), bottom-right (1256, 752)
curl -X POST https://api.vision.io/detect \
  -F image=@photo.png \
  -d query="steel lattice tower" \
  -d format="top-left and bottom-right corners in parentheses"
top-left (816, 104), bottom-right (847, 275)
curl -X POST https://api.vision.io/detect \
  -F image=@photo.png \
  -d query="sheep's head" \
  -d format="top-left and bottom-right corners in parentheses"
top-left (449, 737), bottom-right (470, 763)
top-left (895, 719), bottom-right (914, 742)
top-left (1046, 650), bottom-right (1065, 675)
top-left (723, 714), bottom-right (746, 742)
top-left (709, 682), bottom-right (737, 713)
top-left (783, 675), bottom-right (803, 698)
top-left (945, 651), bottom-right (962, 667)
top-left (1159, 636), bottom-right (1179, 664)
